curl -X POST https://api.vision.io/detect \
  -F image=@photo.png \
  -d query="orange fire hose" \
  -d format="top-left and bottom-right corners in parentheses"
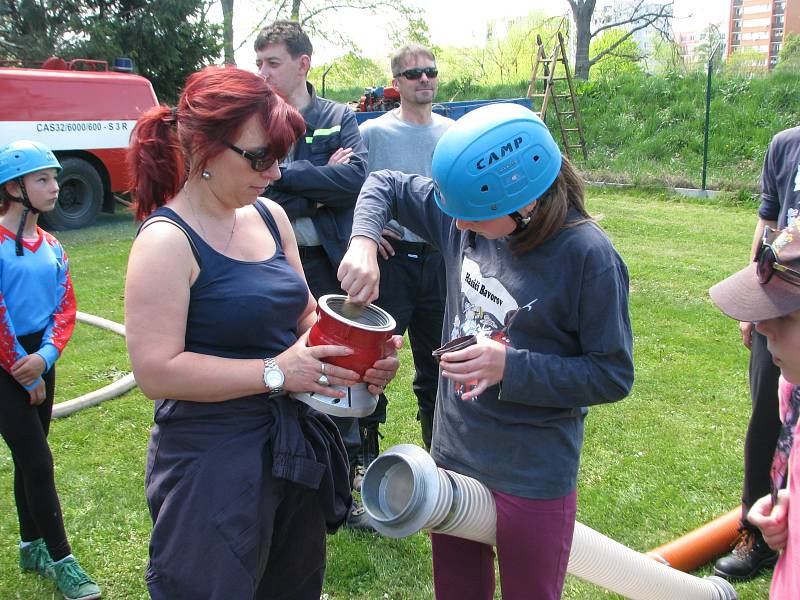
top-left (647, 508), bottom-right (741, 572)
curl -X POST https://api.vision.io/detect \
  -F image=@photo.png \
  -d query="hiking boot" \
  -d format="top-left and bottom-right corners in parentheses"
top-left (53, 557), bottom-right (102, 600)
top-left (352, 464), bottom-right (367, 492)
top-left (714, 528), bottom-right (778, 581)
top-left (345, 500), bottom-right (376, 532)
top-left (19, 539), bottom-right (55, 579)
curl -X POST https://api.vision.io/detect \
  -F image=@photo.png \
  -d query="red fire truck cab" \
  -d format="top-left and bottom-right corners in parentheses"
top-left (0, 59), bottom-right (158, 229)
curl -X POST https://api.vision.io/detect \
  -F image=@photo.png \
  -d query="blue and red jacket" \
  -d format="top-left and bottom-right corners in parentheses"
top-left (0, 225), bottom-right (76, 390)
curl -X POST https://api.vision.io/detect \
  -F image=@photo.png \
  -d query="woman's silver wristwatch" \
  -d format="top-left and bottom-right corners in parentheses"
top-left (263, 357), bottom-right (285, 395)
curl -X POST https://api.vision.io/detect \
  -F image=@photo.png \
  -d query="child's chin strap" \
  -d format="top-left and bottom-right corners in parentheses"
top-left (13, 178), bottom-right (40, 257)
top-left (509, 210), bottom-right (532, 236)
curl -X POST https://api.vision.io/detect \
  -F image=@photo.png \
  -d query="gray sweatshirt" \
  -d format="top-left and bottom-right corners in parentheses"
top-left (351, 170), bottom-right (634, 499)
top-left (359, 110), bottom-right (453, 242)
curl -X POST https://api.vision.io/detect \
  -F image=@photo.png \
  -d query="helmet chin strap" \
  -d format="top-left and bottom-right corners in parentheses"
top-left (509, 210), bottom-right (532, 236)
top-left (13, 178), bottom-right (40, 257)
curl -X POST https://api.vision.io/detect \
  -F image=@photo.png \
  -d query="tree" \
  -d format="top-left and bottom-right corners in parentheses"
top-left (724, 47), bottom-right (767, 77)
top-left (308, 51), bottom-right (385, 90)
top-left (0, 1), bottom-right (221, 102)
top-left (228, 0), bottom-right (413, 58)
top-left (567, 0), bottom-right (674, 80)
top-left (221, 0), bottom-right (235, 65)
top-left (646, 34), bottom-right (685, 74)
top-left (589, 27), bottom-right (643, 79)
top-left (0, 1), bottom-right (82, 63)
top-left (388, 9), bottom-right (436, 51)
top-left (776, 33), bottom-right (800, 73)
top-left (692, 23), bottom-right (724, 70)
top-left (435, 11), bottom-right (564, 97)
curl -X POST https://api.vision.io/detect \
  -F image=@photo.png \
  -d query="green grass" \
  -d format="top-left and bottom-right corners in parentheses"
top-left (323, 69), bottom-right (800, 193)
top-left (0, 193), bottom-right (774, 599)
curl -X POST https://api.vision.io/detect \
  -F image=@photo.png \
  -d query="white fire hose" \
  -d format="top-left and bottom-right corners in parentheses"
top-left (361, 444), bottom-right (737, 600)
top-left (52, 311), bottom-right (136, 418)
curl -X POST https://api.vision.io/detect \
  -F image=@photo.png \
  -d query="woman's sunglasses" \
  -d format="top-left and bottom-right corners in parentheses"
top-left (756, 226), bottom-right (800, 285)
top-left (224, 142), bottom-right (277, 172)
top-left (394, 67), bottom-right (438, 80)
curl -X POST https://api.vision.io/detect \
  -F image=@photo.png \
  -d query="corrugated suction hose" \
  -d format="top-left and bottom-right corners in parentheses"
top-left (362, 444), bottom-right (737, 600)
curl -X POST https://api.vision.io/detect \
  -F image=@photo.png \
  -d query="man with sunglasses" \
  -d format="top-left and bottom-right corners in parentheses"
top-left (254, 20), bottom-right (368, 521)
top-left (715, 125), bottom-right (800, 582)
top-left (355, 45), bottom-right (454, 490)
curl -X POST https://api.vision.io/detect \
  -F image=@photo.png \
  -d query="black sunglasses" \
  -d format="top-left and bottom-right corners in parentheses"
top-left (223, 141), bottom-right (277, 171)
top-left (394, 67), bottom-right (438, 80)
top-left (756, 226), bottom-right (800, 285)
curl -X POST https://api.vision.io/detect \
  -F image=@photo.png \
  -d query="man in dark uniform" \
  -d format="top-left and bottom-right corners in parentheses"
top-left (254, 20), bottom-right (369, 528)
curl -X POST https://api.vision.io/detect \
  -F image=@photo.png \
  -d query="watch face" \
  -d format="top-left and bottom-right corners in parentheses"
top-left (266, 369), bottom-right (284, 389)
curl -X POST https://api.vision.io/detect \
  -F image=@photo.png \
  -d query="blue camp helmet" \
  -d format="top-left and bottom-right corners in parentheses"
top-left (431, 103), bottom-right (562, 221)
top-left (0, 140), bottom-right (62, 187)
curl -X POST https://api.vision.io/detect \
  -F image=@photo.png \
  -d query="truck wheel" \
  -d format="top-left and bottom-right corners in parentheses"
top-left (41, 157), bottom-right (103, 230)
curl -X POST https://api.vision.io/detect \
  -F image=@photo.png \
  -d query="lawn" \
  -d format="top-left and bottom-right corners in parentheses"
top-left (0, 190), bottom-right (773, 599)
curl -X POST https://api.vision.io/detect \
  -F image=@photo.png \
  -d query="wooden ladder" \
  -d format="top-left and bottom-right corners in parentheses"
top-left (527, 32), bottom-right (588, 161)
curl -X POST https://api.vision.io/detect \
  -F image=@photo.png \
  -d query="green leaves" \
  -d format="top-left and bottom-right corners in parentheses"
top-left (0, 0), bottom-right (222, 103)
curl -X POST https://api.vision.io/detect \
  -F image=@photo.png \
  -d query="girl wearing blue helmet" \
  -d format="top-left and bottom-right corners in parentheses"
top-left (339, 104), bottom-right (634, 600)
top-left (0, 140), bottom-right (101, 600)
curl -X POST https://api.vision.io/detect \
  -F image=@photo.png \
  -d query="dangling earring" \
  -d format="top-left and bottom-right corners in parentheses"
top-left (202, 170), bottom-right (212, 180)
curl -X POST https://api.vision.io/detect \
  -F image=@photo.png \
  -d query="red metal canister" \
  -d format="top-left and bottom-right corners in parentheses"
top-left (308, 295), bottom-right (397, 377)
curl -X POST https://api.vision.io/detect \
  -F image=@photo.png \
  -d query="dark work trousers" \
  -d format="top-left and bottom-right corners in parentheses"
top-left (299, 247), bottom-right (361, 475)
top-left (145, 398), bottom-right (333, 599)
top-left (366, 241), bottom-right (446, 430)
top-left (0, 331), bottom-right (71, 561)
top-left (741, 330), bottom-right (782, 529)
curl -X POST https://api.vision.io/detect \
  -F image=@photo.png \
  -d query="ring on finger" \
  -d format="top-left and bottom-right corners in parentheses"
top-left (321, 363), bottom-right (326, 374)
top-left (317, 373), bottom-right (330, 386)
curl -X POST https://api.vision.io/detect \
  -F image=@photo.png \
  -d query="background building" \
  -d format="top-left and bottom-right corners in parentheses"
top-left (727, 0), bottom-right (800, 67)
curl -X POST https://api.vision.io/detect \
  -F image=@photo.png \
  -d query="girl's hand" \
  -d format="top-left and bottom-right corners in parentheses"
top-left (337, 236), bottom-right (380, 304)
top-left (362, 335), bottom-right (403, 395)
top-left (747, 491), bottom-right (790, 551)
top-left (440, 336), bottom-right (508, 401)
top-left (278, 330), bottom-right (360, 397)
top-left (11, 354), bottom-right (46, 388)
top-left (28, 380), bottom-right (46, 406)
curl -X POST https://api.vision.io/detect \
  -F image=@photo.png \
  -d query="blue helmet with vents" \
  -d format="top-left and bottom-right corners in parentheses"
top-left (431, 103), bottom-right (562, 221)
top-left (0, 140), bottom-right (62, 187)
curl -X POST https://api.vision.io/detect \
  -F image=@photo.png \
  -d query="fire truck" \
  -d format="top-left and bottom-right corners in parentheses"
top-left (0, 58), bottom-right (158, 229)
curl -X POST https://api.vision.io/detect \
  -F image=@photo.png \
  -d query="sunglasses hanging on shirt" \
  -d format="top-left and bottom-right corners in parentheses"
top-left (756, 226), bottom-right (800, 286)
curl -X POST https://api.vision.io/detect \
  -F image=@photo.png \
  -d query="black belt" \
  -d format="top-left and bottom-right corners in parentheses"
top-left (389, 239), bottom-right (436, 256)
top-left (297, 245), bottom-right (328, 259)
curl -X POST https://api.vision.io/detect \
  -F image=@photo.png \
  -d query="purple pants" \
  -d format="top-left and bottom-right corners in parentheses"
top-left (431, 488), bottom-right (577, 600)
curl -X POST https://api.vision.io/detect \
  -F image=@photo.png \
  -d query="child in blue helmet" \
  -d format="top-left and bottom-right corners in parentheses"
top-left (0, 140), bottom-right (101, 600)
top-left (338, 103), bottom-right (634, 600)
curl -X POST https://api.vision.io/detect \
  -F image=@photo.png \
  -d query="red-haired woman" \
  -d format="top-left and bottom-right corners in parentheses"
top-left (124, 66), bottom-right (401, 599)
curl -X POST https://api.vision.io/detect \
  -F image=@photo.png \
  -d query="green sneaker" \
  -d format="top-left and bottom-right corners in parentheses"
top-left (53, 557), bottom-right (102, 600)
top-left (19, 539), bottom-right (55, 579)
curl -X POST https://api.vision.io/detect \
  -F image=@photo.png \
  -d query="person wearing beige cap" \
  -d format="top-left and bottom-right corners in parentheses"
top-left (710, 222), bottom-right (800, 599)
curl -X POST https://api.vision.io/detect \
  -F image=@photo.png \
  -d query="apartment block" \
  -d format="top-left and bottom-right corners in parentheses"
top-left (727, 0), bottom-right (800, 67)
